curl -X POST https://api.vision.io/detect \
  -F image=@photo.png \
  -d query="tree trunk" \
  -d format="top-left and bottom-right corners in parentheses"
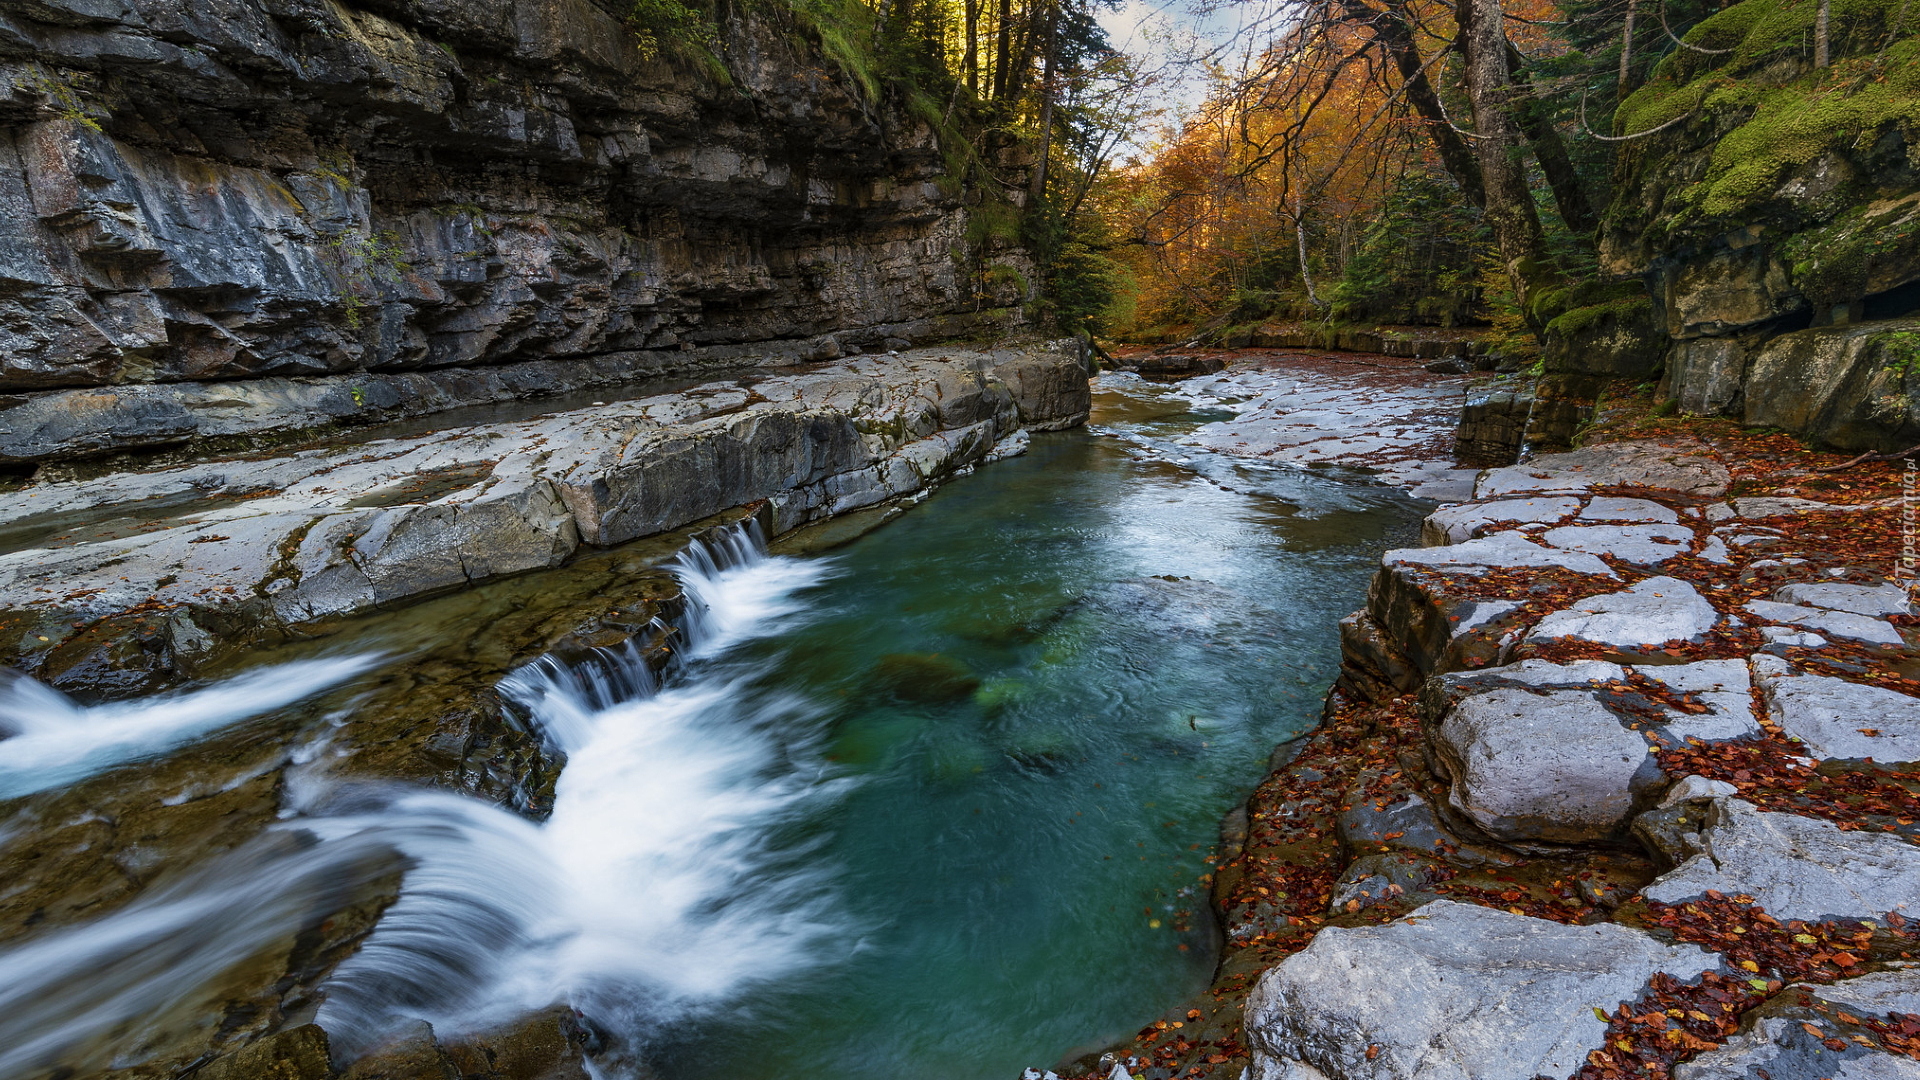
top-left (964, 0), bottom-right (980, 93)
top-left (1345, 0), bottom-right (1487, 209)
top-left (1459, 0), bottom-right (1553, 333)
top-left (1293, 199), bottom-right (1324, 307)
top-left (1506, 42), bottom-right (1600, 240)
top-left (1616, 0), bottom-right (1639, 99)
top-left (1815, 0), bottom-right (1831, 64)
top-left (1028, 1), bottom-right (1058, 201)
top-left (992, 0), bottom-right (1014, 100)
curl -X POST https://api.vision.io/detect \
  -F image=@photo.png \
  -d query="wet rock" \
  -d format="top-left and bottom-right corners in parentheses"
top-left (1640, 799), bottom-right (1920, 922)
top-left (439, 1008), bottom-right (595, 1080)
top-left (1429, 685), bottom-right (1654, 843)
top-left (1753, 655), bottom-right (1920, 763)
top-left (1125, 353), bottom-right (1227, 380)
top-left (1242, 900), bottom-right (1721, 1080)
top-left (1475, 441), bottom-right (1731, 500)
top-left (196, 1025), bottom-right (334, 1080)
top-left (1526, 576), bottom-right (1722, 657)
top-left (1453, 388), bottom-right (1533, 466)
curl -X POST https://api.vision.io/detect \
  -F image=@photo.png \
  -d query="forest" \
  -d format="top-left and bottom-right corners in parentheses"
top-left (637, 0), bottom-right (1920, 364)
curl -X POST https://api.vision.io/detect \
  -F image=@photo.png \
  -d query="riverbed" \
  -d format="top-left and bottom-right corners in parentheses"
top-left (0, 364), bottom-right (1440, 1080)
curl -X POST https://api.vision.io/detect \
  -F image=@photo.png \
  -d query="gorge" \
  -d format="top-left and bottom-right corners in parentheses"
top-left (4, 0), bottom-right (1920, 1076)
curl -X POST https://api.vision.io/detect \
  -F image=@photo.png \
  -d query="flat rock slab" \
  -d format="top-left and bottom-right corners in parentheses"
top-left (1431, 658), bottom-right (1759, 742)
top-left (1579, 497), bottom-right (1682, 524)
top-left (1641, 798), bottom-right (1920, 922)
top-left (1423, 497), bottom-right (1579, 546)
top-left (1539, 523), bottom-right (1697, 567)
top-left (1475, 442), bottom-right (1731, 500)
top-left (1745, 599), bottom-right (1905, 646)
top-left (1243, 900), bottom-right (1721, 1080)
top-left (0, 346), bottom-right (1089, 683)
top-left (1527, 576), bottom-right (1722, 654)
top-left (1753, 656), bottom-right (1920, 763)
top-left (1431, 685), bottom-right (1654, 843)
top-left (1388, 531), bottom-right (1616, 578)
top-left (1775, 582), bottom-right (1913, 617)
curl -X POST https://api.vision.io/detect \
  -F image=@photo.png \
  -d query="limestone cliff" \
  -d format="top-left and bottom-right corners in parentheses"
top-left (1597, 0), bottom-right (1920, 450)
top-left (0, 0), bottom-right (1029, 467)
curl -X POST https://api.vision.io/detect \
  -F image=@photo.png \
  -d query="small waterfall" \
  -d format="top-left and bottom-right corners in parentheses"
top-left (0, 523), bottom-right (845, 1079)
top-left (0, 655), bottom-right (378, 800)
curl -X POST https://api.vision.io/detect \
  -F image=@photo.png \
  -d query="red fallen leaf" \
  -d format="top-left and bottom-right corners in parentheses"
top-left (1365, 1045), bottom-right (1382, 1061)
top-left (1802, 1022), bottom-right (1827, 1039)
top-left (1825, 1038), bottom-right (1850, 1052)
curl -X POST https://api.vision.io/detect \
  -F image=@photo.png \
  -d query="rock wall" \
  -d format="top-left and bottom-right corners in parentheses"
top-left (0, 0), bottom-right (1030, 466)
top-left (1596, 0), bottom-right (1920, 450)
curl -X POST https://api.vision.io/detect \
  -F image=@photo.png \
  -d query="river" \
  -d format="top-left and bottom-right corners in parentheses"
top-left (0, 373), bottom-right (1429, 1080)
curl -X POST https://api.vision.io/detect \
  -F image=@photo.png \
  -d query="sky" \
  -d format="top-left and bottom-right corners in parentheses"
top-left (1094, 0), bottom-right (1282, 155)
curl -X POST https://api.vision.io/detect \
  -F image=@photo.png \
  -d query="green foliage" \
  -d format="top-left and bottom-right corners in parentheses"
top-left (1330, 172), bottom-right (1492, 327)
top-left (28, 67), bottom-right (104, 132)
top-left (627, 0), bottom-right (721, 63)
top-left (325, 229), bottom-right (411, 329)
top-left (1879, 329), bottom-right (1920, 376)
top-left (1615, 0), bottom-right (1920, 235)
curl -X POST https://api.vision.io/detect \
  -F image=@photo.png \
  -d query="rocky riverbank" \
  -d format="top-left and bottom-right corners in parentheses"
top-left (0, 341), bottom-right (1089, 696)
top-left (1070, 375), bottom-right (1920, 1080)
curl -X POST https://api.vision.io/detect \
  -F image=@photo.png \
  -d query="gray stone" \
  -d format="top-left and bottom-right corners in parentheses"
top-left (1422, 497), bottom-right (1579, 546)
top-left (0, 348), bottom-right (1087, 681)
top-left (1744, 599), bottom-right (1905, 646)
top-left (1430, 686), bottom-right (1653, 843)
top-left (1675, 972), bottom-right (1920, 1080)
top-left (1636, 659), bottom-right (1762, 741)
top-left (1753, 655), bottom-right (1920, 763)
top-left (1641, 798), bottom-right (1920, 921)
top-left (1814, 964), bottom-right (1920, 1016)
top-left (1387, 531), bottom-right (1616, 578)
top-left (1776, 581), bottom-right (1913, 617)
top-left (1327, 853), bottom-right (1442, 914)
top-left (1242, 900), bottom-right (1721, 1080)
top-left (1579, 497), bottom-right (1680, 524)
top-left (1539, 523), bottom-right (1697, 566)
top-left (1744, 318), bottom-right (1920, 453)
top-left (1526, 577), bottom-right (1723, 653)
top-left (1474, 442), bottom-right (1731, 499)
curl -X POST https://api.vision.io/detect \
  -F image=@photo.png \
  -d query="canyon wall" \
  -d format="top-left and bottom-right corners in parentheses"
top-left (0, 0), bottom-right (1029, 467)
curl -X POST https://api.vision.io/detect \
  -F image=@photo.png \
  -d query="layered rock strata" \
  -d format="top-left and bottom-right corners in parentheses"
top-left (0, 0), bottom-right (1030, 466)
top-left (0, 342), bottom-right (1090, 693)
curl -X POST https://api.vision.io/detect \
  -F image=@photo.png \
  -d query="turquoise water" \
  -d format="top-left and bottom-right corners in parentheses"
top-left (650, 381), bottom-right (1428, 1079)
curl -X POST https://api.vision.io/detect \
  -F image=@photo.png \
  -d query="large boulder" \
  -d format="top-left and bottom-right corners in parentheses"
top-left (1243, 901), bottom-right (1722, 1080)
top-left (1742, 318), bottom-right (1920, 452)
top-left (1428, 684), bottom-right (1656, 843)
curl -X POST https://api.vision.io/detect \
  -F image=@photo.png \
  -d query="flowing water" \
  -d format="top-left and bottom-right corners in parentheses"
top-left (0, 375), bottom-right (1428, 1080)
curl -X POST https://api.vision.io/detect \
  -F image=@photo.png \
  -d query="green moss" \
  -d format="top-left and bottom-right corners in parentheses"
top-left (1547, 294), bottom-right (1652, 339)
top-left (1613, 0), bottom-right (1920, 236)
top-left (1781, 193), bottom-right (1920, 307)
